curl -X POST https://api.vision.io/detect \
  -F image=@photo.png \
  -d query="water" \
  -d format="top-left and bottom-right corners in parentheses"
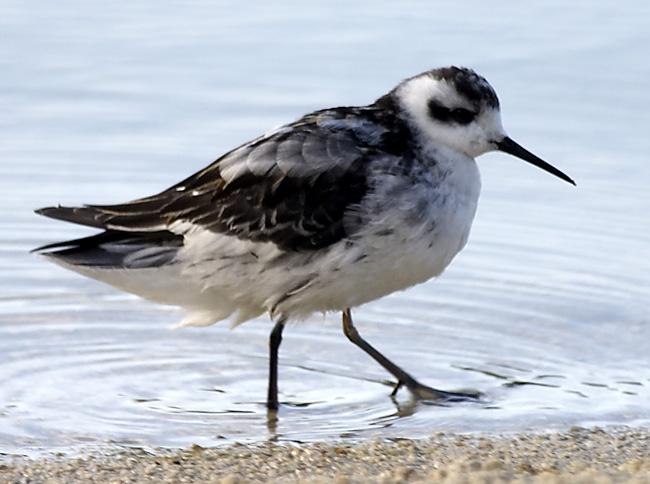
top-left (1, 1), bottom-right (649, 457)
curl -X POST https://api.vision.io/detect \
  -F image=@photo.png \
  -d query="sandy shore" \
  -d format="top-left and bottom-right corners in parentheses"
top-left (3, 427), bottom-right (650, 483)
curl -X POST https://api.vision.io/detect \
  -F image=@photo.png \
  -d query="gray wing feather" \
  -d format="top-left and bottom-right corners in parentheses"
top-left (36, 107), bottom-right (401, 251)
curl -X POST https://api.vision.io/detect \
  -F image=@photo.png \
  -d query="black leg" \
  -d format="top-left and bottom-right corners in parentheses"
top-left (267, 316), bottom-right (286, 410)
top-left (341, 308), bottom-right (479, 402)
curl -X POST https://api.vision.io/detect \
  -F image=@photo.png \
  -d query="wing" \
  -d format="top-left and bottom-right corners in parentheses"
top-left (36, 104), bottom-right (407, 251)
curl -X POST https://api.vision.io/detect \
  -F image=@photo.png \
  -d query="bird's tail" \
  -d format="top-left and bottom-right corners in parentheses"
top-left (33, 230), bottom-right (183, 269)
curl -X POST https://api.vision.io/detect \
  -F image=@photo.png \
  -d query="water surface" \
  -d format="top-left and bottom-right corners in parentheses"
top-left (1, 1), bottom-right (649, 457)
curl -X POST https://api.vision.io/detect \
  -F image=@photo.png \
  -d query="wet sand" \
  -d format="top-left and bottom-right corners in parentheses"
top-left (3, 427), bottom-right (650, 483)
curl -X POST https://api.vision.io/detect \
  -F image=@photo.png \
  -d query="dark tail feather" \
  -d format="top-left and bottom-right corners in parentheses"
top-left (33, 230), bottom-right (183, 269)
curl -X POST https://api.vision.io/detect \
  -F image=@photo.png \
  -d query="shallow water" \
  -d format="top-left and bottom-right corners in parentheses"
top-left (1, 1), bottom-right (649, 457)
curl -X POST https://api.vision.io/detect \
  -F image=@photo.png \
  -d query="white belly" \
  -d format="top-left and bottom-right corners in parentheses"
top-left (62, 153), bottom-right (482, 328)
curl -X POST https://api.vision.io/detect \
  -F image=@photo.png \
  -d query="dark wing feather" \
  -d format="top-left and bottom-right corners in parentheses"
top-left (36, 102), bottom-right (410, 251)
top-left (35, 205), bottom-right (108, 228)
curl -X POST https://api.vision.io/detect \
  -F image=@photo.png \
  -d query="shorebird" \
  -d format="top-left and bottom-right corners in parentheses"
top-left (35, 66), bottom-right (574, 410)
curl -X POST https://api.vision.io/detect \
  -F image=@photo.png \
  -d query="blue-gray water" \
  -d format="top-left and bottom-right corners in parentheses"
top-left (2, 1), bottom-right (649, 457)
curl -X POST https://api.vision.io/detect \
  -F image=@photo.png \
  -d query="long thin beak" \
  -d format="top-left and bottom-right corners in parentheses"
top-left (496, 137), bottom-right (575, 186)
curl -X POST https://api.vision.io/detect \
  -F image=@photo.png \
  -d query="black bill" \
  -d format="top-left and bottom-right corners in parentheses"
top-left (496, 137), bottom-right (575, 186)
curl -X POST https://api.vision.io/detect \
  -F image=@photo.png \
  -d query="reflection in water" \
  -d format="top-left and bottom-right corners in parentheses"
top-left (1, 293), bottom-right (650, 456)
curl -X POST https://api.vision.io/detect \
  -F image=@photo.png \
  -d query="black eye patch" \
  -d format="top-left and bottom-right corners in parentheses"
top-left (428, 100), bottom-right (476, 125)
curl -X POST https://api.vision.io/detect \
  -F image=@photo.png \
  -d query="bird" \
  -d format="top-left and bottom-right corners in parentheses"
top-left (34, 66), bottom-right (575, 410)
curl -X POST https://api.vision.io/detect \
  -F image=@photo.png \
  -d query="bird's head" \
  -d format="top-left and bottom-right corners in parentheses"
top-left (395, 66), bottom-right (574, 185)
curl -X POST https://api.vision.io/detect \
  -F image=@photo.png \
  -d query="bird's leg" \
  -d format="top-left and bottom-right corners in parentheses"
top-left (341, 308), bottom-right (478, 402)
top-left (267, 316), bottom-right (287, 410)
top-left (390, 381), bottom-right (404, 397)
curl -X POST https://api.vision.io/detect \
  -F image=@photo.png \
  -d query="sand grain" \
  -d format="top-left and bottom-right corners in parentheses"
top-left (3, 427), bottom-right (650, 483)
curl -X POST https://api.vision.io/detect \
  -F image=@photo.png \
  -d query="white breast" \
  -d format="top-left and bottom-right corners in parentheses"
top-left (267, 147), bottom-right (482, 318)
top-left (144, 148), bottom-right (482, 327)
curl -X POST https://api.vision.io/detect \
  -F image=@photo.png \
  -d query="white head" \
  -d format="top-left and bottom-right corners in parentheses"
top-left (396, 67), bottom-right (504, 159)
top-left (393, 67), bottom-right (575, 184)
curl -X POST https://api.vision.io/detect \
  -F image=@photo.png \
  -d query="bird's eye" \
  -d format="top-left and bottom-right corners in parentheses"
top-left (428, 100), bottom-right (451, 122)
top-left (428, 101), bottom-right (475, 125)
top-left (450, 108), bottom-right (475, 125)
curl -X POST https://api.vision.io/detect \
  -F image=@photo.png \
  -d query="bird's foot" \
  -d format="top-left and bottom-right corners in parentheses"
top-left (395, 379), bottom-right (481, 403)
